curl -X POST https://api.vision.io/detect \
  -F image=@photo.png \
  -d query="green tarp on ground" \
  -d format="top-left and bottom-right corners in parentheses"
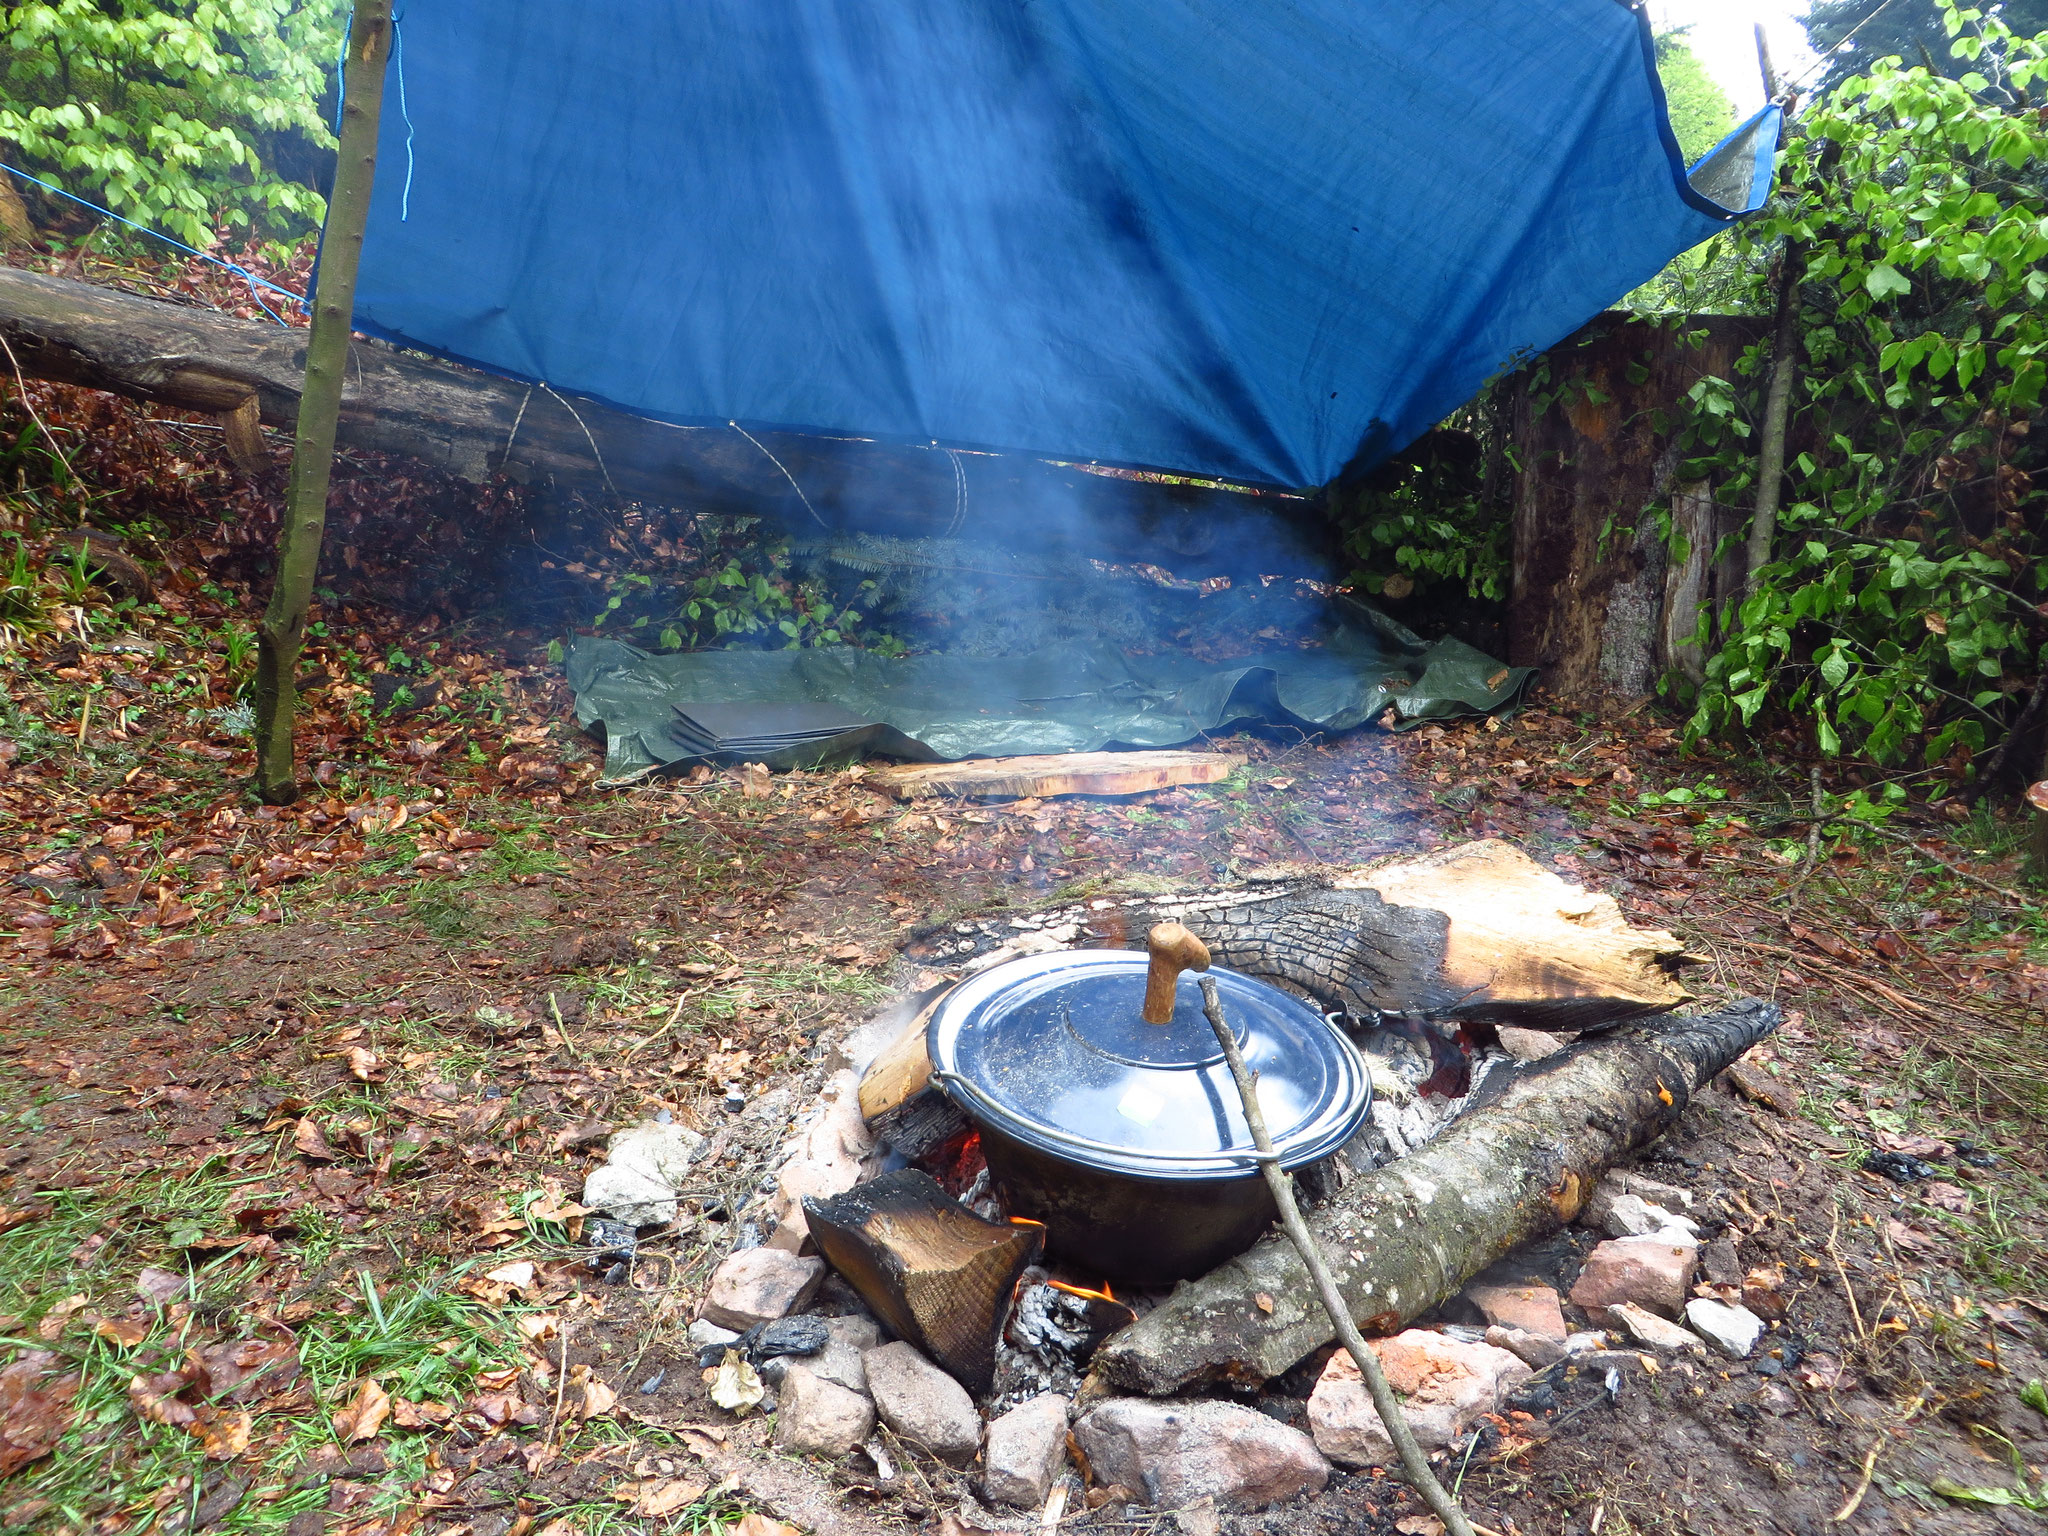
top-left (566, 607), bottom-right (1533, 780)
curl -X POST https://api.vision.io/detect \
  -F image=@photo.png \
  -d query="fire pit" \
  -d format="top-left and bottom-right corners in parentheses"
top-left (923, 934), bottom-right (1371, 1283)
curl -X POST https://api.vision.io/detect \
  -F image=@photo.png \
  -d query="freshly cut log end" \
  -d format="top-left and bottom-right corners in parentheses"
top-left (1089, 998), bottom-right (1780, 1395)
top-left (1145, 838), bottom-right (1702, 1029)
top-left (803, 1169), bottom-right (1041, 1395)
top-left (855, 994), bottom-right (944, 1126)
top-left (869, 750), bottom-right (1245, 803)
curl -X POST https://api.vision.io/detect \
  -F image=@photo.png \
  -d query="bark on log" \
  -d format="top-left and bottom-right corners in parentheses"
top-left (1508, 313), bottom-right (1763, 700)
top-left (0, 266), bottom-right (1323, 574)
top-left (1091, 998), bottom-right (1780, 1394)
top-left (1140, 839), bottom-right (1702, 1030)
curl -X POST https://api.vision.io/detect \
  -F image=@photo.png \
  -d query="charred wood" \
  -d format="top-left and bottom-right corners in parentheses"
top-left (803, 1169), bottom-right (1040, 1395)
top-left (1138, 839), bottom-right (1702, 1030)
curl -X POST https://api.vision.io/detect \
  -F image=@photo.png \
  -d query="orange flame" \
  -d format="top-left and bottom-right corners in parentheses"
top-left (1048, 1278), bottom-right (1117, 1305)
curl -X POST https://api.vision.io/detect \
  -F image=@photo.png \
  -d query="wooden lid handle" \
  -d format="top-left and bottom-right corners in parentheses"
top-left (1142, 922), bottom-right (1211, 1024)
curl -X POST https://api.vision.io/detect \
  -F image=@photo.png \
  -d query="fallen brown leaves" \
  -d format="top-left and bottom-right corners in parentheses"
top-left (0, 1352), bottom-right (78, 1476)
top-left (332, 1378), bottom-right (392, 1442)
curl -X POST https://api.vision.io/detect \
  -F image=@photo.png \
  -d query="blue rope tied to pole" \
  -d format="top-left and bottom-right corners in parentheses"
top-left (0, 163), bottom-right (307, 326)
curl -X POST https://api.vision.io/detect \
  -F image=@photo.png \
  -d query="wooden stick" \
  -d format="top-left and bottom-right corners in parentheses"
top-left (254, 1), bottom-right (391, 803)
top-left (1196, 975), bottom-right (1476, 1536)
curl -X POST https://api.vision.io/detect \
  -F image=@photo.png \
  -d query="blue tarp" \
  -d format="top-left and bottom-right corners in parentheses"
top-left (353, 1), bottom-right (1778, 490)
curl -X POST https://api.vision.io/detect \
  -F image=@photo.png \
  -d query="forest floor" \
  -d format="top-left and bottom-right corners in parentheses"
top-left (4, 471), bottom-right (2048, 1536)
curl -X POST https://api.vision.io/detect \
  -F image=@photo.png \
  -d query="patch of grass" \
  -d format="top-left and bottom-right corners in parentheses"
top-left (489, 829), bottom-right (567, 880)
top-left (0, 1172), bottom-right (536, 1536)
top-left (408, 885), bottom-right (473, 941)
top-left (543, 1486), bottom-right (753, 1536)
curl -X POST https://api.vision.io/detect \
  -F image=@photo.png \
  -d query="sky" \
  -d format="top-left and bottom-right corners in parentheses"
top-left (1645, 0), bottom-right (1823, 117)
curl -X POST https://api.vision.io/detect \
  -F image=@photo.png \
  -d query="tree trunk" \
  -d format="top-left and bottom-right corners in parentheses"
top-left (253, 2), bottom-right (392, 803)
top-left (1508, 313), bottom-right (1761, 701)
top-left (1743, 244), bottom-right (1804, 599)
top-left (1134, 839), bottom-right (1704, 1031)
top-left (0, 172), bottom-right (33, 251)
top-left (0, 267), bottom-right (1324, 577)
top-left (1090, 998), bottom-right (1781, 1394)
top-left (1660, 480), bottom-right (1720, 687)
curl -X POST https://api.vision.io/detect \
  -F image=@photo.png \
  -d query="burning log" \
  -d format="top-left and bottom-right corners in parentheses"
top-left (1090, 998), bottom-right (1780, 1394)
top-left (1140, 839), bottom-right (1702, 1030)
top-left (0, 266), bottom-right (1317, 572)
top-left (803, 1169), bottom-right (1041, 1394)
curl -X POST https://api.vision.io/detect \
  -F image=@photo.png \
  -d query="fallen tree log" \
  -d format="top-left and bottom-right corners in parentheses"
top-left (1139, 839), bottom-right (1703, 1030)
top-left (0, 266), bottom-right (1322, 574)
top-left (1090, 997), bottom-right (1779, 1394)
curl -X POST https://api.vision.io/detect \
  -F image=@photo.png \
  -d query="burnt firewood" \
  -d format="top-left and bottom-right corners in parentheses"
top-left (1091, 998), bottom-right (1780, 1394)
top-left (1138, 839), bottom-right (1703, 1030)
top-left (804, 1169), bottom-right (1040, 1394)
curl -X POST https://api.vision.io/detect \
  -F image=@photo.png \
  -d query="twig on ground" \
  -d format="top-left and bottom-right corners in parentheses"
top-left (1828, 1212), bottom-right (1867, 1343)
top-left (623, 987), bottom-right (699, 1058)
top-left (1864, 825), bottom-right (2031, 908)
top-left (547, 1321), bottom-right (571, 1445)
top-left (549, 991), bottom-right (580, 1059)
top-left (1832, 1436), bottom-right (1883, 1523)
top-left (1786, 765), bottom-right (1827, 898)
top-left (1196, 975), bottom-right (1478, 1536)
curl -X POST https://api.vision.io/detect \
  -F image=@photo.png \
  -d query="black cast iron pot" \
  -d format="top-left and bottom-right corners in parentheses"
top-left (926, 948), bottom-right (1370, 1285)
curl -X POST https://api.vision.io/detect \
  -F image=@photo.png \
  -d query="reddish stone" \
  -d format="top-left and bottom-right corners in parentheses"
top-left (1568, 1235), bottom-right (1697, 1321)
top-left (1308, 1332), bottom-right (1531, 1468)
top-left (1461, 1280), bottom-right (1568, 1341)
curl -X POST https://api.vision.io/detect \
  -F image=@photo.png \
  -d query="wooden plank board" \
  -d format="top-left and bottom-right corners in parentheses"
top-left (869, 749), bottom-right (1243, 802)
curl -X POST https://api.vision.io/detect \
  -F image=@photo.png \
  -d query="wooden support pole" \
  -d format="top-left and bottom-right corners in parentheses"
top-left (253, 2), bottom-right (391, 803)
top-left (1755, 22), bottom-right (1784, 104)
top-left (1742, 243), bottom-right (1803, 603)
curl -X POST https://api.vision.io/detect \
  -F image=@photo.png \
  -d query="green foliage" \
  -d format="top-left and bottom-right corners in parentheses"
top-left (1806, 0), bottom-right (2048, 95)
top-left (1334, 412), bottom-right (1512, 603)
top-left (1655, 29), bottom-right (1737, 163)
top-left (1680, 3), bottom-right (2048, 776)
top-left (1625, 32), bottom-right (1751, 314)
top-left (0, 0), bottom-right (345, 249)
top-left (590, 541), bottom-right (894, 653)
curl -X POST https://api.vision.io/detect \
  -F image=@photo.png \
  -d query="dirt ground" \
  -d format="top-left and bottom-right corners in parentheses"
top-left (4, 406), bottom-right (2048, 1536)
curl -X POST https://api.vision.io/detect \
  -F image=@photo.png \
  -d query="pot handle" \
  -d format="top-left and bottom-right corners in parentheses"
top-left (1142, 922), bottom-right (1211, 1024)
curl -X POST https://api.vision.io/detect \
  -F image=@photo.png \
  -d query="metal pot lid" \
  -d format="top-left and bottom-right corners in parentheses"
top-left (926, 950), bottom-right (1371, 1182)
